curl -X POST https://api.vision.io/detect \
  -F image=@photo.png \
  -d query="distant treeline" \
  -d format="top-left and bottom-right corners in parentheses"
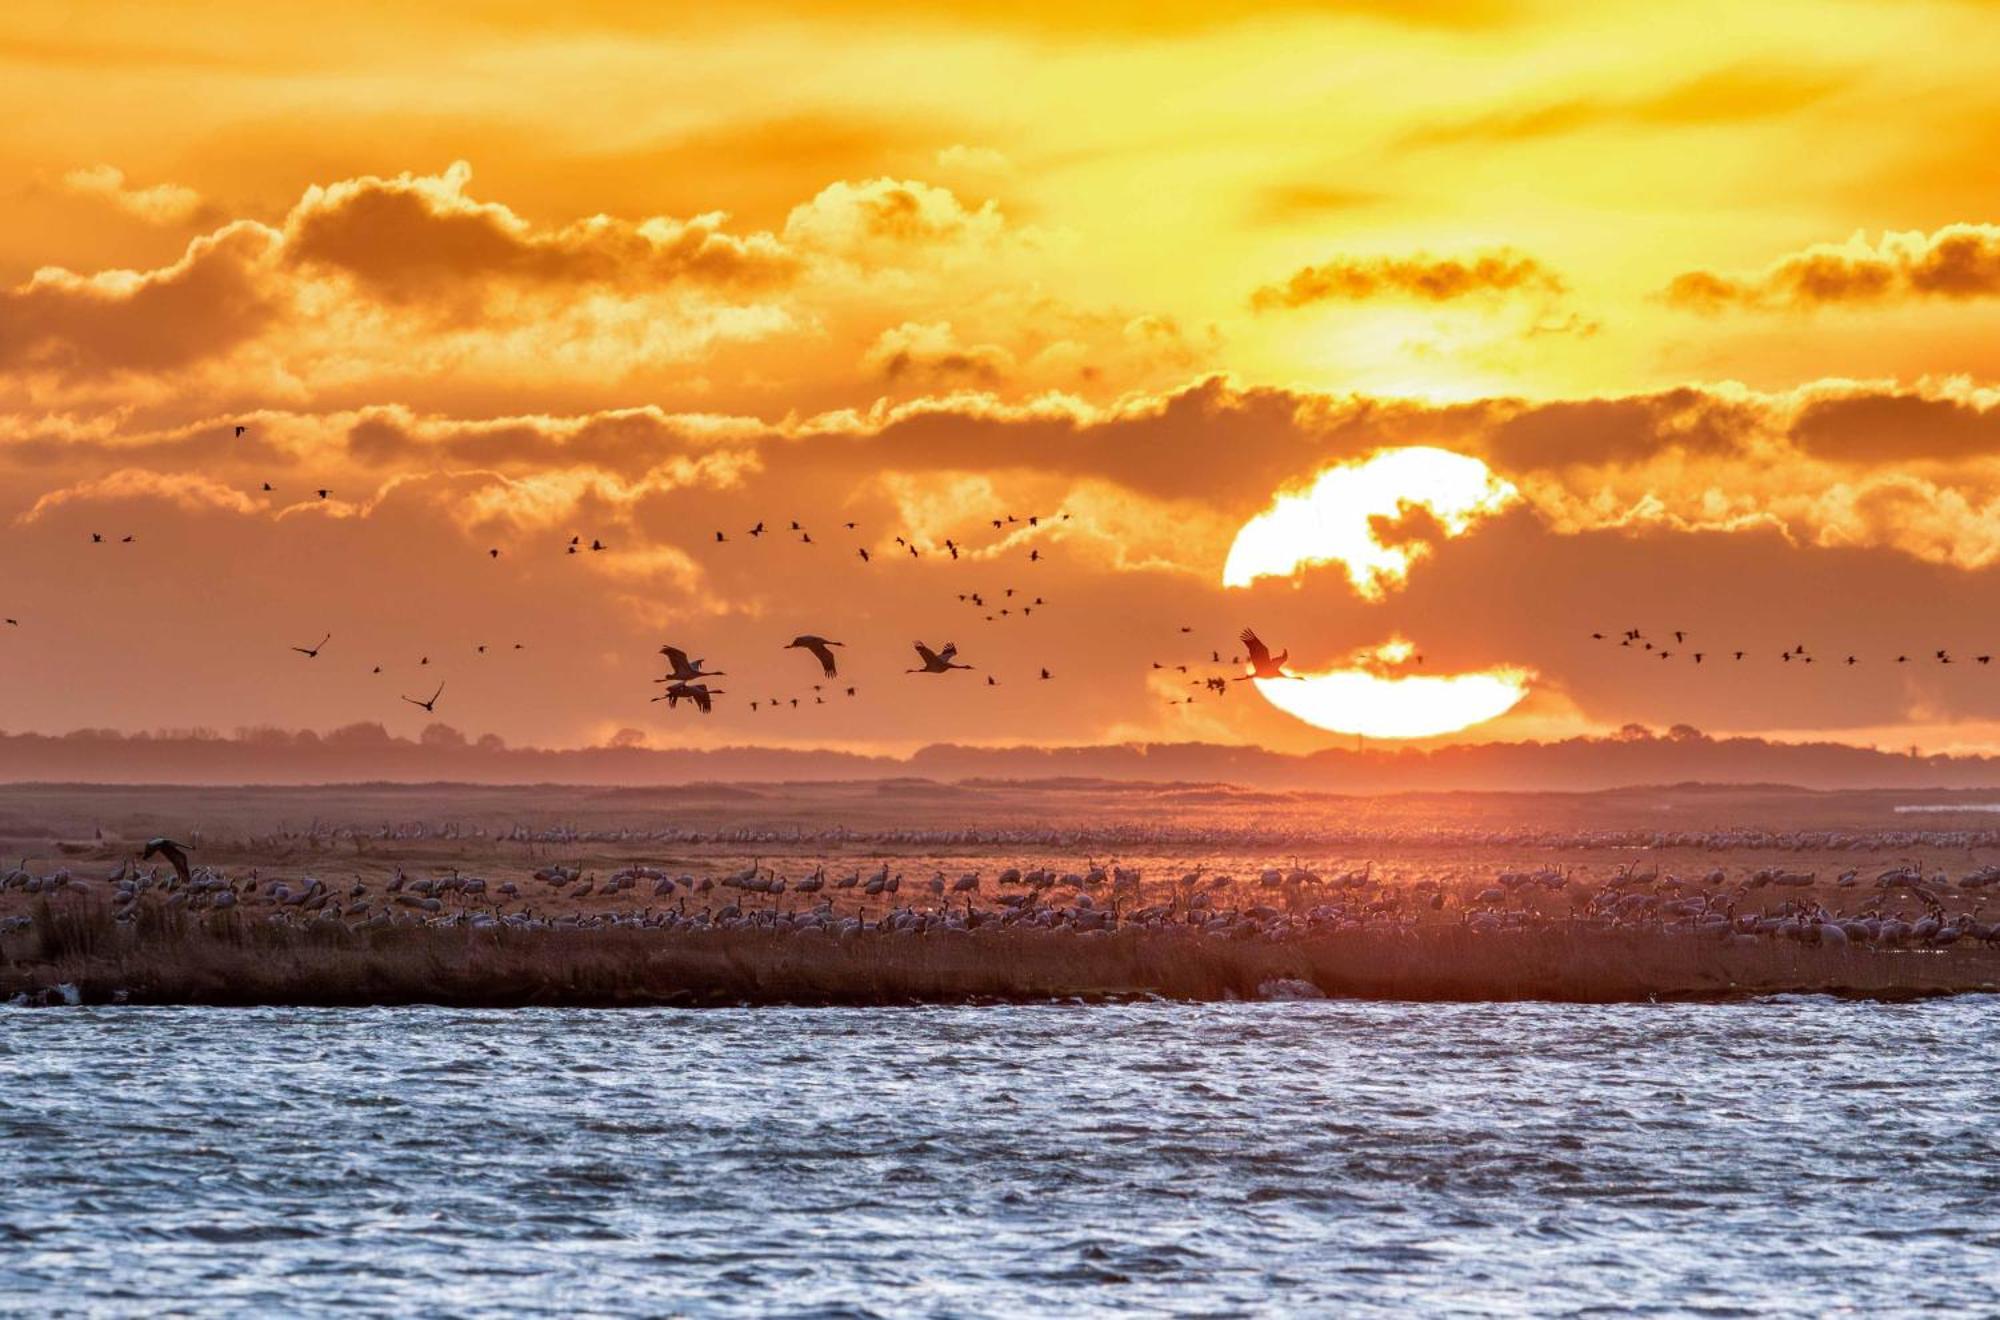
top-left (0, 721), bottom-right (1993, 790)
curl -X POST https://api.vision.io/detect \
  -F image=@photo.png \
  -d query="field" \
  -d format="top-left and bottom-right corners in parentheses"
top-left (7, 779), bottom-right (2000, 1005)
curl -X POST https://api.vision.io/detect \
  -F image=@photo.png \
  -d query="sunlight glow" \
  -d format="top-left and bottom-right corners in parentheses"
top-left (1222, 446), bottom-right (1519, 597)
top-left (1252, 666), bottom-right (1533, 740)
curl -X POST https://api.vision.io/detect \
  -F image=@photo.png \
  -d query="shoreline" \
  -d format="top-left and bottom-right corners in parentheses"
top-left (11, 917), bottom-right (2000, 1009)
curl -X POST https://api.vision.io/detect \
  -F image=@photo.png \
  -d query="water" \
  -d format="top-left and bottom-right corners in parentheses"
top-left (3, 1002), bottom-right (1998, 1317)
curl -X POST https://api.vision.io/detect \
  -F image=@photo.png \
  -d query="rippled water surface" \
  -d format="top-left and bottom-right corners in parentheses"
top-left (4, 1001), bottom-right (1999, 1316)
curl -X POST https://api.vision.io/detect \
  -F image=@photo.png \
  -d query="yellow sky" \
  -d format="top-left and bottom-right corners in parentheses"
top-left (5, 0), bottom-right (2000, 753)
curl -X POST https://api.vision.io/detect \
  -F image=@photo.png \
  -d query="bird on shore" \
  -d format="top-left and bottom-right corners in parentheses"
top-left (1235, 629), bottom-right (1299, 680)
top-left (291, 633), bottom-right (330, 658)
top-left (140, 837), bottom-right (193, 886)
top-left (401, 682), bottom-right (444, 713)
top-left (908, 641), bottom-right (972, 674)
top-left (787, 635), bottom-right (845, 679)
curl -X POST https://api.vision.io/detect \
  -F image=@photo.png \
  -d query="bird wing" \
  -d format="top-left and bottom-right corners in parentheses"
top-left (692, 687), bottom-right (713, 713)
top-left (808, 641), bottom-right (837, 677)
top-left (1240, 629), bottom-right (1272, 667)
top-left (661, 645), bottom-right (692, 674)
top-left (914, 642), bottom-right (943, 666)
top-left (939, 642), bottom-right (958, 662)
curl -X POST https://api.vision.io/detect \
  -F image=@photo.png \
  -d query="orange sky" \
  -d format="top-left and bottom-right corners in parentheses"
top-left (8, 0), bottom-right (2000, 754)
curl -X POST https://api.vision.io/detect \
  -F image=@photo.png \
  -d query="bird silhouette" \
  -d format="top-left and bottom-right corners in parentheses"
top-left (659, 645), bottom-right (723, 680)
top-left (234, 425), bottom-right (248, 438)
top-left (907, 641), bottom-right (972, 674)
top-left (401, 682), bottom-right (444, 713)
top-left (654, 681), bottom-right (722, 713)
top-left (291, 632), bottom-right (330, 658)
top-left (786, 635), bottom-right (844, 678)
top-left (1235, 629), bottom-right (1298, 680)
top-left (316, 489), bottom-right (331, 499)
top-left (140, 837), bottom-right (193, 886)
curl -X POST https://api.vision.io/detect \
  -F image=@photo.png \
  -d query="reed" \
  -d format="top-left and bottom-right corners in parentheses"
top-left (7, 899), bottom-right (2000, 1007)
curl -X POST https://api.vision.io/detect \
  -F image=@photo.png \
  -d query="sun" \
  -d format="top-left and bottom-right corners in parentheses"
top-left (1223, 445), bottom-right (1519, 596)
top-left (1224, 448), bottom-right (1533, 739)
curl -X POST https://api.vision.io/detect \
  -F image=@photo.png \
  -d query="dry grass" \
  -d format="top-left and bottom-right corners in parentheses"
top-left (8, 898), bottom-right (2000, 1007)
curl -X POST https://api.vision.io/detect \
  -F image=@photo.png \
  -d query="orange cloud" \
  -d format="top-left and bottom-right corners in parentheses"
top-left (0, 221), bottom-right (280, 372)
top-left (284, 162), bottom-right (798, 301)
top-left (1250, 249), bottom-right (1563, 310)
top-left (1665, 223), bottom-right (2000, 312)
top-left (60, 164), bottom-right (204, 225)
top-left (1407, 65), bottom-right (1848, 146)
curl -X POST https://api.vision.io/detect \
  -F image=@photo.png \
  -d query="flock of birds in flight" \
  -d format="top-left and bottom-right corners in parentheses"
top-left (1595, 629), bottom-right (2000, 668)
top-left (37, 423), bottom-right (1301, 723)
top-left (29, 420), bottom-right (1993, 729)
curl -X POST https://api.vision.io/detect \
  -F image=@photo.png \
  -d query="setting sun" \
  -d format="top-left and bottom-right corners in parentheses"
top-left (1222, 447), bottom-right (1519, 596)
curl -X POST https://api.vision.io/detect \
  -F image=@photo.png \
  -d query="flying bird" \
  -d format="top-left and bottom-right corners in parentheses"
top-left (1235, 629), bottom-right (1299, 680)
top-left (655, 681), bottom-right (722, 713)
top-left (401, 682), bottom-right (444, 713)
top-left (786, 635), bottom-right (844, 679)
top-left (140, 837), bottom-right (193, 887)
top-left (907, 641), bottom-right (972, 674)
top-left (660, 645), bottom-right (723, 680)
top-left (291, 633), bottom-right (330, 658)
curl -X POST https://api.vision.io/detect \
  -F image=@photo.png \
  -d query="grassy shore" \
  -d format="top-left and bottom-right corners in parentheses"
top-left (8, 902), bottom-right (2000, 1007)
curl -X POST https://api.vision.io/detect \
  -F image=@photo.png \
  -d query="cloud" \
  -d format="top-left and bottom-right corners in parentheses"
top-left (20, 468), bottom-right (262, 521)
top-left (1247, 182), bottom-right (1382, 225)
top-left (0, 221), bottom-right (281, 372)
top-left (284, 161), bottom-right (798, 301)
top-left (60, 164), bottom-right (204, 224)
top-left (1664, 223), bottom-right (2000, 312)
top-left (863, 321), bottom-right (1014, 383)
top-left (783, 177), bottom-right (1008, 256)
top-left (1250, 249), bottom-right (1564, 310)
top-left (1408, 64), bottom-right (1848, 147)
